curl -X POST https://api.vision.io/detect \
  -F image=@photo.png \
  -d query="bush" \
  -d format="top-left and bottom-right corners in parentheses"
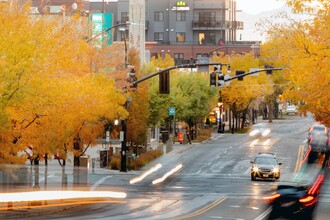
top-left (194, 128), bottom-right (212, 142)
top-left (110, 154), bottom-right (120, 170)
top-left (130, 149), bottom-right (163, 170)
top-left (109, 149), bottom-right (163, 171)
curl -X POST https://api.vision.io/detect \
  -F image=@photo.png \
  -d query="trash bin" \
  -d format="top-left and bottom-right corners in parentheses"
top-left (79, 156), bottom-right (89, 167)
top-left (160, 131), bottom-right (170, 143)
top-left (99, 150), bottom-right (109, 168)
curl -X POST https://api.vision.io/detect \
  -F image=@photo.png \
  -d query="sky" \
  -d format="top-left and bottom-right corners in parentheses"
top-left (235, 0), bottom-right (286, 15)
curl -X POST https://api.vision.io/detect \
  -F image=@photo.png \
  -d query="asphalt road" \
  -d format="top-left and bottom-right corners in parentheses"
top-left (1, 115), bottom-right (329, 220)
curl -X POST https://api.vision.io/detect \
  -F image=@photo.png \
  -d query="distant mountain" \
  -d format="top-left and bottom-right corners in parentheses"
top-left (236, 5), bottom-right (304, 42)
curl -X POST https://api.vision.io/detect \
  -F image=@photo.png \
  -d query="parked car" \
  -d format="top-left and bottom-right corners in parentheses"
top-left (265, 173), bottom-right (325, 219)
top-left (285, 105), bottom-right (298, 115)
top-left (250, 153), bottom-right (281, 181)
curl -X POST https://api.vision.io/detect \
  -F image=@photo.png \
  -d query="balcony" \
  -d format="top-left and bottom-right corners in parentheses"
top-left (192, 21), bottom-right (227, 30)
top-left (231, 21), bottom-right (244, 30)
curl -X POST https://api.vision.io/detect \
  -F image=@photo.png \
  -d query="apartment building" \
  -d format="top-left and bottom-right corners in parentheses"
top-left (29, 0), bottom-right (260, 64)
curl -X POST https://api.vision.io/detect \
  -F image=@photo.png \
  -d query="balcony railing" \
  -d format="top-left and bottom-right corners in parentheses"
top-left (192, 21), bottom-right (226, 30)
top-left (192, 20), bottom-right (244, 30)
top-left (152, 40), bottom-right (261, 46)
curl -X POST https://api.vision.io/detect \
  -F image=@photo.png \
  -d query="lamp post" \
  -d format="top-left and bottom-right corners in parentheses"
top-left (119, 27), bottom-right (128, 69)
top-left (120, 97), bottom-right (132, 172)
top-left (86, 22), bottom-right (130, 43)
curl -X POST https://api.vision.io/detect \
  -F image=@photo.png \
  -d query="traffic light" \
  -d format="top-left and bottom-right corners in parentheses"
top-left (236, 70), bottom-right (245, 81)
top-left (227, 65), bottom-right (231, 74)
top-left (218, 73), bottom-right (225, 87)
top-left (159, 70), bottom-right (170, 94)
top-left (127, 67), bottom-right (138, 88)
top-left (264, 64), bottom-right (273, 74)
top-left (214, 65), bottom-right (221, 73)
top-left (210, 72), bottom-right (216, 87)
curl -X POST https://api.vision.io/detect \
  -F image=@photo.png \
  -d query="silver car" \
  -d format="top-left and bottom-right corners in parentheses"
top-left (251, 153), bottom-right (282, 181)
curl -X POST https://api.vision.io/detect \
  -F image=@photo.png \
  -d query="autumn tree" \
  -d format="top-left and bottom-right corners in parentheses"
top-left (0, 2), bottom-right (128, 165)
top-left (260, 0), bottom-right (330, 126)
top-left (211, 53), bottom-right (273, 129)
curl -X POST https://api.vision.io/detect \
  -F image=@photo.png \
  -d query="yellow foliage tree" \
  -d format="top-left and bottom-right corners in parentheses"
top-left (212, 53), bottom-right (273, 128)
top-left (261, 0), bottom-right (330, 126)
top-left (0, 2), bottom-right (128, 164)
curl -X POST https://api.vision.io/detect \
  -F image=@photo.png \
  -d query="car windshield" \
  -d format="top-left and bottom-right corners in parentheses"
top-left (255, 157), bottom-right (277, 165)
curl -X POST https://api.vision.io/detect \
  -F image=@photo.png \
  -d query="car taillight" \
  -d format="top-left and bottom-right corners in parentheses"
top-left (264, 193), bottom-right (280, 203)
top-left (308, 174), bottom-right (325, 195)
top-left (299, 195), bottom-right (317, 207)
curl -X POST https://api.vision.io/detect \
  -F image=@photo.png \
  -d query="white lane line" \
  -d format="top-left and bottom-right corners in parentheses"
top-left (39, 174), bottom-right (55, 183)
top-left (255, 207), bottom-right (272, 220)
top-left (90, 175), bottom-right (112, 191)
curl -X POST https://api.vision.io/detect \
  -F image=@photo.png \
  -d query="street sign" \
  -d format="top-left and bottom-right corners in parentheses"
top-left (249, 68), bottom-right (260, 76)
top-left (120, 131), bottom-right (124, 141)
top-left (218, 73), bottom-right (225, 87)
top-left (224, 74), bottom-right (231, 86)
top-left (169, 107), bottom-right (175, 116)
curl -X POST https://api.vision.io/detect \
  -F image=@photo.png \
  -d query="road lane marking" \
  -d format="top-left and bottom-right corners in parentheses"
top-left (90, 175), bottom-right (112, 191)
top-left (174, 196), bottom-right (228, 220)
top-left (255, 207), bottom-right (272, 220)
top-left (39, 174), bottom-right (55, 183)
top-left (293, 144), bottom-right (304, 175)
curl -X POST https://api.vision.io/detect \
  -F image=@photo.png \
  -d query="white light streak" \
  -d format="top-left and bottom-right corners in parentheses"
top-left (0, 191), bottom-right (126, 203)
top-left (130, 163), bottom-right (162, 184)
top-left (152, 164), bottom-right (183, 185)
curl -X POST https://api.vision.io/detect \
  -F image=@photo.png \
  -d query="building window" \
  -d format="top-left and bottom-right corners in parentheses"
top-left (176, 32), bottom-right (185, 42)
top-left (154, 32), bottom-right (164, 41)
top-left (198, 12), bottom-right (216, 26)
top-left (176, 11), bottom-right (186, 21)
top-left (154, 11), bottom-right (164, 21)
top-left (200, 32), bottom-right (216, 45)
top-left (174, 53), bottom-right (184, 64)
top-left (151, 53), bottom-right (159, 59)
top-left (121, 12), bottom-right (129, 23)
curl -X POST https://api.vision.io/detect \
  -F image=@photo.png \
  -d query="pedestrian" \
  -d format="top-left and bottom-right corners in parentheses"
top-left (186, 130), bottom-right (192, 144)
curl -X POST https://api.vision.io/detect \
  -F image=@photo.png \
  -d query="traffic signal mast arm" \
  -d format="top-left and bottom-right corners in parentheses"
top-left (131, 62), bottom-right (222, 87)
top-left (226, 68), bottom-right (282, 82)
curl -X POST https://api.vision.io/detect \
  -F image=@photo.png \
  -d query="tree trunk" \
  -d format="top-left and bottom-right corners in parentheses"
top-left (268, 101), bottom-right (273, 123)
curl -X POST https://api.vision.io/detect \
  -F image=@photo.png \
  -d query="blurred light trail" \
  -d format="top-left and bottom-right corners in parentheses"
top-left (0, 199), bottom-right (125, 211)
top-left (0, 190), bottom-right (126, 203)
top-left (152, 164), bottom-right (183, 185)
top-left (130, 163), bottom-right (162, 184)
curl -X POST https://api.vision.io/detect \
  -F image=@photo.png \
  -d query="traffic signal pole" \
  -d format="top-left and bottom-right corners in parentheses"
top-left (131, 62), bottom-right (222, 87)
top-left (226, 68), bottom-right (282, 82)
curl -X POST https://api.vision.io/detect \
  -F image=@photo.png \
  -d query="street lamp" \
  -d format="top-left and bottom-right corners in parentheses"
top-left (86, 22), bottom-right (130, 43)
top-left (119, 27), bottom-right (128, 69)
top-left (120, 96), bottom-right (132, 172)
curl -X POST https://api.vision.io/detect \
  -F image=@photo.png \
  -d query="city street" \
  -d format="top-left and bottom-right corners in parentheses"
top-left (1, 115), bottom-right (329, 220)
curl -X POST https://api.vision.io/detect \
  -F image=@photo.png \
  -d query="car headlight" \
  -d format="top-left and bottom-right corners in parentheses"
top-left (273, 167), bottom-right (279, 173)
top-left (249, 129), bottom-right (259, 136)
top-left (253, 166), bottom-right (259, 172)
top-left (262, 129), bottom-right (270, 137)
